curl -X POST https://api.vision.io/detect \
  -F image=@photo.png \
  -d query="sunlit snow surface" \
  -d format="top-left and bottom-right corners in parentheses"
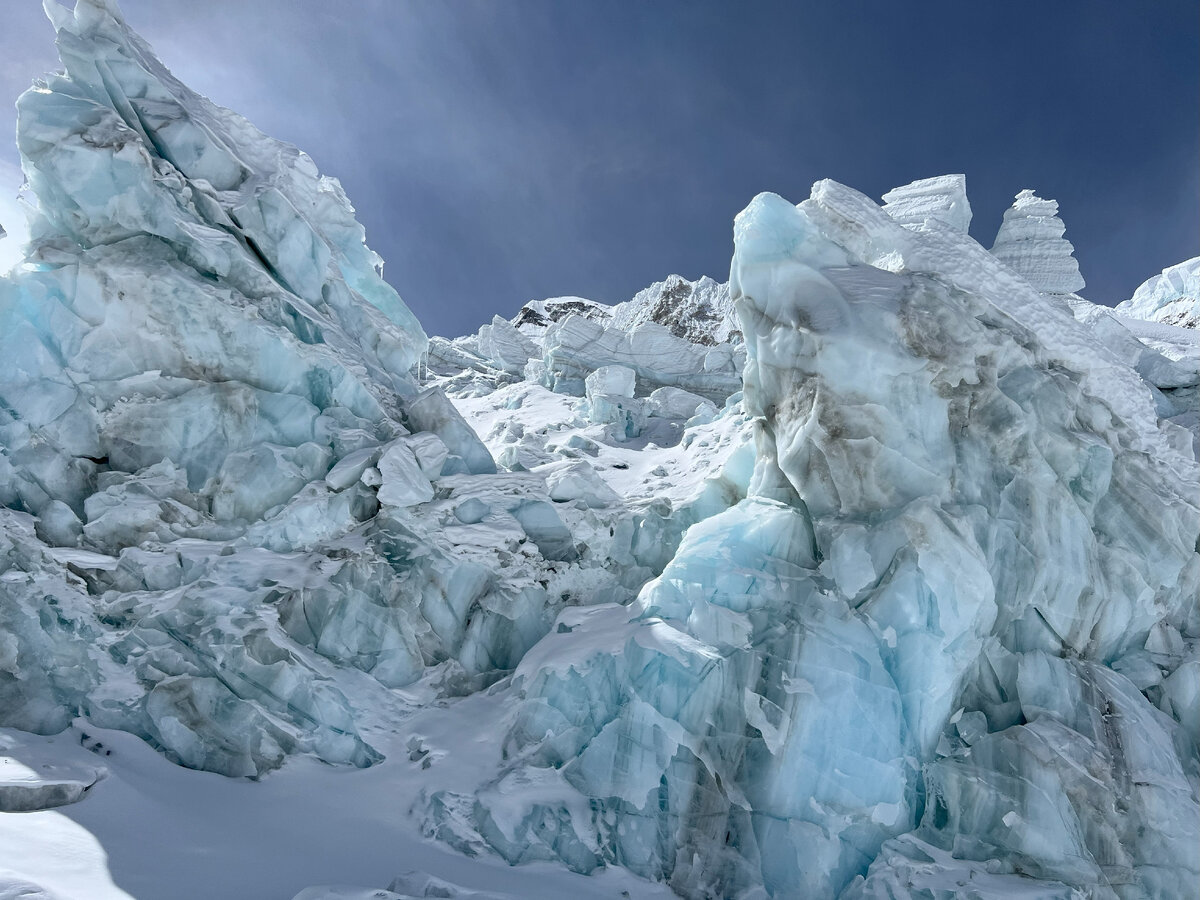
top-left (0, 1), bottom-right (1198, 899)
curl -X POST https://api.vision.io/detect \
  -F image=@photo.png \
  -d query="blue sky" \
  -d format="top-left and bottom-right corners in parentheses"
top-left (1, 0), bottom-right (1196, 335)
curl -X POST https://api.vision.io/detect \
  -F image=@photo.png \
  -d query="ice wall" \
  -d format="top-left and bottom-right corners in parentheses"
top-left (3, 0), bottom-right (431, 519)
top-left (443, 183), bottom-right (1200, 897)
top-left (0, 0), bottom-right (639, 777)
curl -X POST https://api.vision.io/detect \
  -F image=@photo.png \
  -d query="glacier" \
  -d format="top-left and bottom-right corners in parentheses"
top-left (0, 2), bottom-right (1197, 899)
top-left (422, 183), bottom-right (1199, 899)
top-left (0, 0), bottom-right (660, 781)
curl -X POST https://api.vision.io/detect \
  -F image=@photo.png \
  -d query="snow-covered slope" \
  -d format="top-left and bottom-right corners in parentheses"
top-left (0, 3), bottom-right (1197, 900)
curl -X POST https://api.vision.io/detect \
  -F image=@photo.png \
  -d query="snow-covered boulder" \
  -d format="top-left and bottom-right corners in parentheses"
top-left (644, 386), bottom-right (717, 421)
top-left (377, 441), bottom-right (435, 508)
top-left (538, 460), bottom-right (622, 509)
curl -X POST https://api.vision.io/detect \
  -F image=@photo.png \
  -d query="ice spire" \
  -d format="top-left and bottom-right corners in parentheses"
top-left (990, 189), bottom-right (1085, 294)
top-left (26, 0), bottom-right (427, 375)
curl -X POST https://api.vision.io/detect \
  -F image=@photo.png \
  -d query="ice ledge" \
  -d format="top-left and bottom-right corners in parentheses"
top-left (881, 174), bottom-right (972, 234)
